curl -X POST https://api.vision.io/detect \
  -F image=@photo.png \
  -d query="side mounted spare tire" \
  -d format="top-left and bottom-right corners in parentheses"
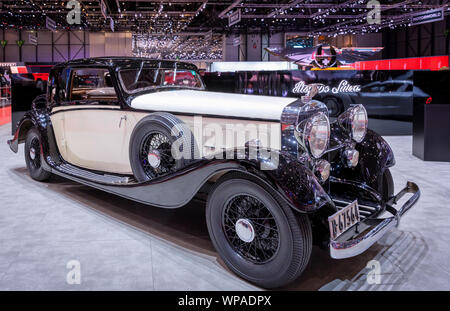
top-left (129, 112), bottom-right (198, 182)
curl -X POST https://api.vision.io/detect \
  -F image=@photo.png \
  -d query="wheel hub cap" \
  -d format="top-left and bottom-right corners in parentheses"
top-left (235, 218), bottom-right (255, 243)
top-left (147, 150), bottom-right (161, 168)
top-left (29, 147), bottom-right (36, 160)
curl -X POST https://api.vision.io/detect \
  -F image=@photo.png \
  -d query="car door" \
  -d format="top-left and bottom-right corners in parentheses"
top-left (52, 67), bottom-right (132, 175)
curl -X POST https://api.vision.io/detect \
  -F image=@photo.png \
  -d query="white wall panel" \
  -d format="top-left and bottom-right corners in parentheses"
top-left (224, 35), bottom-right (239, 61)
top-left (268, 33), bottom-right (283, 61)
top-left (54, 45), bottom-right (68, 62)
top-left (88, 32), bottom-right (105, 57)
top-left (247, 34), bottom-right (261, 61)
top-left (22, 46), bottom-right (37, 62)
top-left (4, 46), bottom-right (19, 62)
top-left (5, 31), bottom-right (19, 43)
top-left (70, 44), bottom-right (85, 60)
top-left (38, 31), bottom-right (52, 44)
top-left (53, 31), bottom-right (68, 45)
top-left (0, 30), bottom-right (89, 62)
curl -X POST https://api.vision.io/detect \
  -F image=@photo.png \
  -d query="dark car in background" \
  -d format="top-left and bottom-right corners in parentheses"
top-left (318, 79), bottom-right (429, 120)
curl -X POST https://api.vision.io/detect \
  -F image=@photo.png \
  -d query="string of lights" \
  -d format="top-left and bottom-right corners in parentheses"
top-left (132, 32), bottom-right (223, 60)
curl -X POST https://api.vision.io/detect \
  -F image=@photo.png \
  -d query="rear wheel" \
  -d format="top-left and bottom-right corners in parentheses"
top-left (206, 173), bottom-right (312, 288)
top-left (24, 128), bottom-right (51, 181)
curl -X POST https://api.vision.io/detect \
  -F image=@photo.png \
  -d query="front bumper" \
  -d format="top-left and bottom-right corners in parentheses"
top-left (329, 181), bottom-right (420, 259)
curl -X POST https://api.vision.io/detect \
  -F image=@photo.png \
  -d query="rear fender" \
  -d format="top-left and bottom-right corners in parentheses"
top-left (8, 109), bottom-right (51, 155)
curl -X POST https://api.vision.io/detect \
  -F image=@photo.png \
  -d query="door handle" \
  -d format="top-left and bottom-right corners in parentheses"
top-left (119, 115), bottom-right (127, 128)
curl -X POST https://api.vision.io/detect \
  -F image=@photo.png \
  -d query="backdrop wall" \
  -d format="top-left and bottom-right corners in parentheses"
top-left (0, 30), bottom-right (132, 62)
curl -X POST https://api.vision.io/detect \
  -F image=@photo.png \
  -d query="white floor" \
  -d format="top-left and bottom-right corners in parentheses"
top-left (0, 123), bottom-right (449, 290)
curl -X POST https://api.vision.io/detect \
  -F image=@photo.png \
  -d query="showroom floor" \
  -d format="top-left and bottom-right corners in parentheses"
top-left (0, 123), bottom-right (449, 291)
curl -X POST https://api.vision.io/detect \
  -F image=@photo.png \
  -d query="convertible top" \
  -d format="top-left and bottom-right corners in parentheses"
top-left (52, 57), bottom-right (199, 72)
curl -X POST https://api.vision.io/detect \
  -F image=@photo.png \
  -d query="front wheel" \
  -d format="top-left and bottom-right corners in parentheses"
top-left (206, 174), bottom-right (312, 288)
top-left (24, 128), bottom-right (51, 181)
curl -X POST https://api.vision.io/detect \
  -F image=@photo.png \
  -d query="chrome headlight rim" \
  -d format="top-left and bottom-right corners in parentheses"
top-left (295, 112), bottom-right (330, 159)
top-left (338, 104), bottom-right (368, 143)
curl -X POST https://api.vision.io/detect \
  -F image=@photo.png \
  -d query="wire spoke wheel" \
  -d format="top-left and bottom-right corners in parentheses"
top-left (207, 175), bottom-right (313, 288)
top-left (139, 131), bottom-right (176, 179)
top-left (222, 194), bottom-right (280, 264)
top-left (28, 137), bottom-right (41, 169)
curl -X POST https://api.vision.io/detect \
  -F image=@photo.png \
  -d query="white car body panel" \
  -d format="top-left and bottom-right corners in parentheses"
top-left (51, 102), bottom-right (282, 175)
top-left (131, 89), bottom-right (297, 121)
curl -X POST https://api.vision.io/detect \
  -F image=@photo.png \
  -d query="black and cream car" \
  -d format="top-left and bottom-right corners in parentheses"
top-left (8, 57), bottom-right (420, 288)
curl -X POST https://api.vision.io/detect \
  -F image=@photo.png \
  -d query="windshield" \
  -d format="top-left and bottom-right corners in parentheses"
top-left (119, 66), bottom-right (204, 94)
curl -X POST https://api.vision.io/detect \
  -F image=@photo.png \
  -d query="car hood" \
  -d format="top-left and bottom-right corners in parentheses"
top-left (130, 89), bottom-right (298, 121)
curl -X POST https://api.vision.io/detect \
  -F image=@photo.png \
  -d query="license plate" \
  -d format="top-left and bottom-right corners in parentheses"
top-left (328, 200), bottom-right (360, 240)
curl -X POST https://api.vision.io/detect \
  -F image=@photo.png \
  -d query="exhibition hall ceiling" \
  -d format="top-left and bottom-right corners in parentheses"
top-left (0, 0), bottom-right (449, 34)
top-left (132, 33), bottom-right (223, 59)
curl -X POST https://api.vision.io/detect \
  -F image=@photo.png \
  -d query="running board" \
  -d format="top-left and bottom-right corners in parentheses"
top-left (44, 159), bottom-right (242, 209)
top-left (53, 163), bottom-right (134, 185)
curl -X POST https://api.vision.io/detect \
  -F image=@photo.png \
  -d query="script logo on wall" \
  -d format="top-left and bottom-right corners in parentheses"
top-left (292, 80), bottom-right (361, 94)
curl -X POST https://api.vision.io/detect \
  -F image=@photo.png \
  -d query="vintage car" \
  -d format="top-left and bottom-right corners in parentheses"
top-left (8, 57), bottom-right (420, 288)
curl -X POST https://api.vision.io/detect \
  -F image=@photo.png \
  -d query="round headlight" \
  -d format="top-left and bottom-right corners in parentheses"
top-left (295, 112), bottom-right (330, 158)
top-left (351, 105), bottom-right (368, 142)
top-left (338, 104), bottom-right (368, 143)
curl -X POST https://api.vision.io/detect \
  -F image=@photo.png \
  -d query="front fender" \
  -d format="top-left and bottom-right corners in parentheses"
top-left (237, 150), bottom-right (333, 213)
top-left (355, 129), bottom-right (395, 190)
top-left (330, 128), bottom-right (395, 193)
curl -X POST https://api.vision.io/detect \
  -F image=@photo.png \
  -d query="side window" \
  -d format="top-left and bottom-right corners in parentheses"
top-left (48, 68), bottom-right (70, 107)
top-left (69, 68), bottom-right (118, 104)
top-left (362, 85), bottom-right (379, 93)
top-left (397, 83), bottom-right (413, 92)
top-left (384, 82), bottom-right (401, 93)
